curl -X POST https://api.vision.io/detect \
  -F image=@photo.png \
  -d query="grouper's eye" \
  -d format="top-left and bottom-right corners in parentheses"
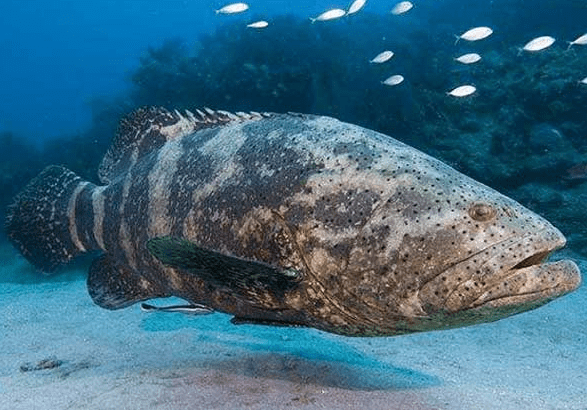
top-left (469, 203), bottom-right (496, 222)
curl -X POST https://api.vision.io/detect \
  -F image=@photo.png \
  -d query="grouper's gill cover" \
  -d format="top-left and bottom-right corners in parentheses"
top-left (5, 107), bottom-right (581, 337)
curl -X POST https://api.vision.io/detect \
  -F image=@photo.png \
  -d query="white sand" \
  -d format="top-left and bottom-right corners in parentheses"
top-left (1, 248), bottom-right (585, 410)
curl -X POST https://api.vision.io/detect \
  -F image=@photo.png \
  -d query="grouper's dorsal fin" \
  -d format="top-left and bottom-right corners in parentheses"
top-left (98, 107), bottom-right (270, 184)
top-left (147, 236), bottom-right (302, 301)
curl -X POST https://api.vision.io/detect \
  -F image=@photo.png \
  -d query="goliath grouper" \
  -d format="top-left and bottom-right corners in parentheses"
top-left (6, 108), bottom-right (581, 336)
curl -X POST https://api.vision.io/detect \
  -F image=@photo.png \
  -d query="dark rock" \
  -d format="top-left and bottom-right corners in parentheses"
top-left (20, 358), bottom-right (63, 372)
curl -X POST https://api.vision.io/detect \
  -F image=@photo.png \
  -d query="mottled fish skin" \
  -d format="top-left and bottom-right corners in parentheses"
top-left (6, 108), bottom-right (581, 337)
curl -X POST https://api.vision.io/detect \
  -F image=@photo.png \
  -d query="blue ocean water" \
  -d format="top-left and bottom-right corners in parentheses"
top-left (1, 0), bottom-right (587, 409)
top-left (0, 0), bottom-right (389, 140)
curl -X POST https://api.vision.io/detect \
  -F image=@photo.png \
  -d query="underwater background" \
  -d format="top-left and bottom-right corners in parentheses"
top-left (1, 0), bottom-right (587, 256)
top-left (1, 0), bottom-right (587, 409)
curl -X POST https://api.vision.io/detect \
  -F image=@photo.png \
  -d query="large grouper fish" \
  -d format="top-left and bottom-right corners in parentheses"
top-left (6, 107), bottom-right (581, 336)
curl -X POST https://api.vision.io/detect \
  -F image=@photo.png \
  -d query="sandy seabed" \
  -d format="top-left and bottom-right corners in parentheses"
top-left (1, 248), bottom-right (586, 410)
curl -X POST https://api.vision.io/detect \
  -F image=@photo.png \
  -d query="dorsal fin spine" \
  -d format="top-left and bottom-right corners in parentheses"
top-left (195, 109), bottom-right (207, 121)
top-left (185, 109), bottom-right (198, 122)
top-left (221, 111), bottom-right (239, 120)
top-left (173, 109), bottom-right (184, 120)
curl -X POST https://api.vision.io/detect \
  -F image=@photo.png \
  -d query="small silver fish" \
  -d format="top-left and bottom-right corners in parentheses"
top-left (347, 0), bottom-right (367, 15)
top-left (391, 1), bottom-right (413, 15)
top-left (448, 85), bottom-right (476, 97)
top-left (370, 50), bottom-right (394, 64)
top-left (141, 302), bottom-right (214, 315)
top-left (580, 77), bottom-right (587, 85)
top-left (455, 26), bottom-right (493, 44)
top-left (247, 20), bottom-right (269, 29)
top-left (567, 33), bottom-right (587, 50)
top-left (382, 74), bottom-right (404, 86)
top-left (216, 2), bottom-right (249, 14)
top-left (522, 36), bottom-right (555, 52)
top-left (455, 53), bottom-right (482, 64)
top-left (310, 8), bottom-right (346, 22)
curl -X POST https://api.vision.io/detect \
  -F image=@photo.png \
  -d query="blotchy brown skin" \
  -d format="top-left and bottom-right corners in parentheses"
top-left (60, 110), bottom-right (583, 336)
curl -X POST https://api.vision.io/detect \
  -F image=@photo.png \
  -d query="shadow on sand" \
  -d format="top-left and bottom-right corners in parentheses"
top-left (200, 351), bottom-right (439, 391)
top-left (141, 311), bottom-right (440, 391)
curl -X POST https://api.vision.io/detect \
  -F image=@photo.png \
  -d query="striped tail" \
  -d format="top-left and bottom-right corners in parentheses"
top-left (5, 165), bottom-right (98, 272)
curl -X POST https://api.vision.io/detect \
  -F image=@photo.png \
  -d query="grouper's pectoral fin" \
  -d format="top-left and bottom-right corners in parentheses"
top-left (146, 236), bottom-right (302, 299)
top-left (87, 254), bottom-right (170, 309)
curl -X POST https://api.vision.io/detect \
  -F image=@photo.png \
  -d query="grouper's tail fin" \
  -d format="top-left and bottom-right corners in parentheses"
top-left (5, 165), bottom-right (95, 272)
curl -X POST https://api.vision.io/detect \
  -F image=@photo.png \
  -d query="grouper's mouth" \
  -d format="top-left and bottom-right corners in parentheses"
top-left (398, 237), bottom-right (582, 334)
top-left (466, 230), bottom-right (581, 311)
top-left (414, 228), bottom-right (582, 332)
top-left (470, 258), bottom-right (581, 310)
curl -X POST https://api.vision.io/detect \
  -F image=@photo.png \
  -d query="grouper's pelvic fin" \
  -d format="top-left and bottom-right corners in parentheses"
top-left (5, 165), bottom-right (96, 272)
